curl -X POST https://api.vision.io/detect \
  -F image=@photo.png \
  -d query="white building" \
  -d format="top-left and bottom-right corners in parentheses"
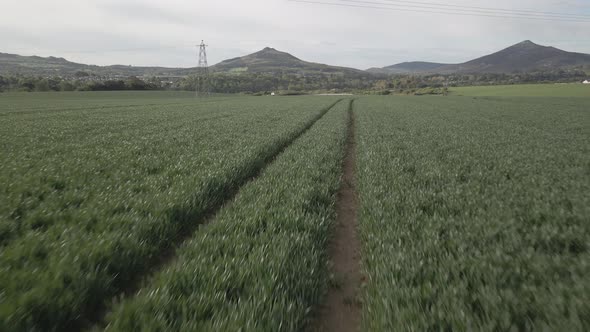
top-left (583, 80), bottom-right (590, 84)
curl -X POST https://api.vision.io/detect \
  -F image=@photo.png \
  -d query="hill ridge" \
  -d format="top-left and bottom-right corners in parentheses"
top-left (210, 47), bottom-right (366, 76)
top-left (2, 40), bottom-right (590, 77)
top-left (0, 47), bottom-right (367, 77)
top-left (372, 40), bottom-right (590, 74)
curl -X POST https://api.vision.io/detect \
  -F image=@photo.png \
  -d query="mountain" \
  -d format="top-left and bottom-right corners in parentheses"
top-left (0, 47), bottom-right (367, 78)
top-left (212, 47), bottom-right (305, 72)
top-left (444, 40), bottom-right (590, 73)
top-left (211, 47), bottom-right (366, 76)
top-left (0, 52), bottom-right (195, 77)
top-left (0, 53), bottom-right (89, 76)
top-left (373, 41), bottom-right (590, 74)
top-left (3, 41), bottom-right (589, 78)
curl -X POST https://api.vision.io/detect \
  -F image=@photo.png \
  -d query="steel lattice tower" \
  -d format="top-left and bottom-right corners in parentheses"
top-left (196, 40), bottom-right (209, 97)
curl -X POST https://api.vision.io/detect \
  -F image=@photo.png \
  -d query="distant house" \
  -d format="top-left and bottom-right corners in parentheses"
top-left (583, 80), bottom-right (590, 84)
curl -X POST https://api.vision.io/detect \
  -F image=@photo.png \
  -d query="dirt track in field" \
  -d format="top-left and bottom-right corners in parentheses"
top-left (310, 100), bottom-right (361, 332)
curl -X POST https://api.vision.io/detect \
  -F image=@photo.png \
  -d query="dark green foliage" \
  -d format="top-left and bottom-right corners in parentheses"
top-left (0, 75), bottom-right (160, 92)
top-left (0, 71), bottom-right (586, 94)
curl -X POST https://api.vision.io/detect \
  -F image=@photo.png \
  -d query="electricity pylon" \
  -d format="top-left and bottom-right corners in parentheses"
top-left (196, 40), bottom-right (209, 97)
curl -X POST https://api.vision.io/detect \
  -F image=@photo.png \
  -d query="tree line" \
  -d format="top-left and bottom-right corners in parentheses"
top-left (0, 69), bottom-right (587, 94)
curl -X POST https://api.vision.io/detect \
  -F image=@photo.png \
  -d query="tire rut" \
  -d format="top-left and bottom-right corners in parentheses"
top-left (309, 99), bottom-right (362, 332)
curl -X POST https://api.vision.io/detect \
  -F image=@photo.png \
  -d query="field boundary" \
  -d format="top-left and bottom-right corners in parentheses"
top-left (82, 99), bottom-right (344, 330)
top-left (309, 99), bottom-right (361, 332)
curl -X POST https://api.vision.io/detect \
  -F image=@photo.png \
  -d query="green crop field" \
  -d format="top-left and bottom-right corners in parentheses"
top-left (0, 92), bottom-right (588, 331)
top-left (0, 92), bottom-right (341, 330)
top-left (451, 83), bottom-right (590, 97)
top-left (355, 96), bottom-right (590, 331)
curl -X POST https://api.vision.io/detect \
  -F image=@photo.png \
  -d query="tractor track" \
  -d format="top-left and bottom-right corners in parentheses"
top-left (309, 99), bottom-right (362, 332)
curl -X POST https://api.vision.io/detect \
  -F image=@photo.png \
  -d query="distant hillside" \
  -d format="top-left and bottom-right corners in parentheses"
top-left (3, 41), bottom-right (589, 78)
top-left (0, 52), bottom-right (194, 77)
top-left (0, 47), bottom-right (367, 78)
top-left (368, 61), bottom-right (448, 74)
top-left (374, 41), bottom-right (590, 75)
top-left (444, 40), bottom-right (590, 73)
top-left (211, 47), bottom-right (366, 76)
top-left (0, 53), bottom-right (89, 76)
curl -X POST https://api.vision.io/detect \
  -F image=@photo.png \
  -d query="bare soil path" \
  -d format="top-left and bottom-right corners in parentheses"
top-left (310, 100), bottom-right (361, 332)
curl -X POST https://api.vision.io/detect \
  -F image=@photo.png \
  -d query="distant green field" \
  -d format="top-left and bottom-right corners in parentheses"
top-left (451, 84), bottom-right (590, 97)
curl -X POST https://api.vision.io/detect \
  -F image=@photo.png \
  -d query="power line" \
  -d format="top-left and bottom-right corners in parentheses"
top-left (336, 0), bottom-right (590, 20)
top-left (3, 45), bottom-right (196, 56)
top-left (338, 0), bottom-right (590, 20)
top-left (63, 45), bottom-right (195, 55)
top-left (296, 0), bottom-right (590, 22)
top-left (370, 0), bottom-right (590, 18)
top-left (288, 0), bottom-right (590, 23)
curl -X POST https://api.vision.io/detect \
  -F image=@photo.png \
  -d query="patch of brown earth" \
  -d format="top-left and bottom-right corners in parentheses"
top-left (310, 100), bottom-right (361, 332)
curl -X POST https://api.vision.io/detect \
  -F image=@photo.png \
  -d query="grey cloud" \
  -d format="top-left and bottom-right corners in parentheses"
top-left (1, 0), bottom-right (589, 69)
top-left (97, 1), bottom-right (194, 25)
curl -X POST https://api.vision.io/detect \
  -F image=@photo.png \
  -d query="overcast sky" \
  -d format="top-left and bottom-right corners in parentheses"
top-left (2, 0), bottom-right (590, 69)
